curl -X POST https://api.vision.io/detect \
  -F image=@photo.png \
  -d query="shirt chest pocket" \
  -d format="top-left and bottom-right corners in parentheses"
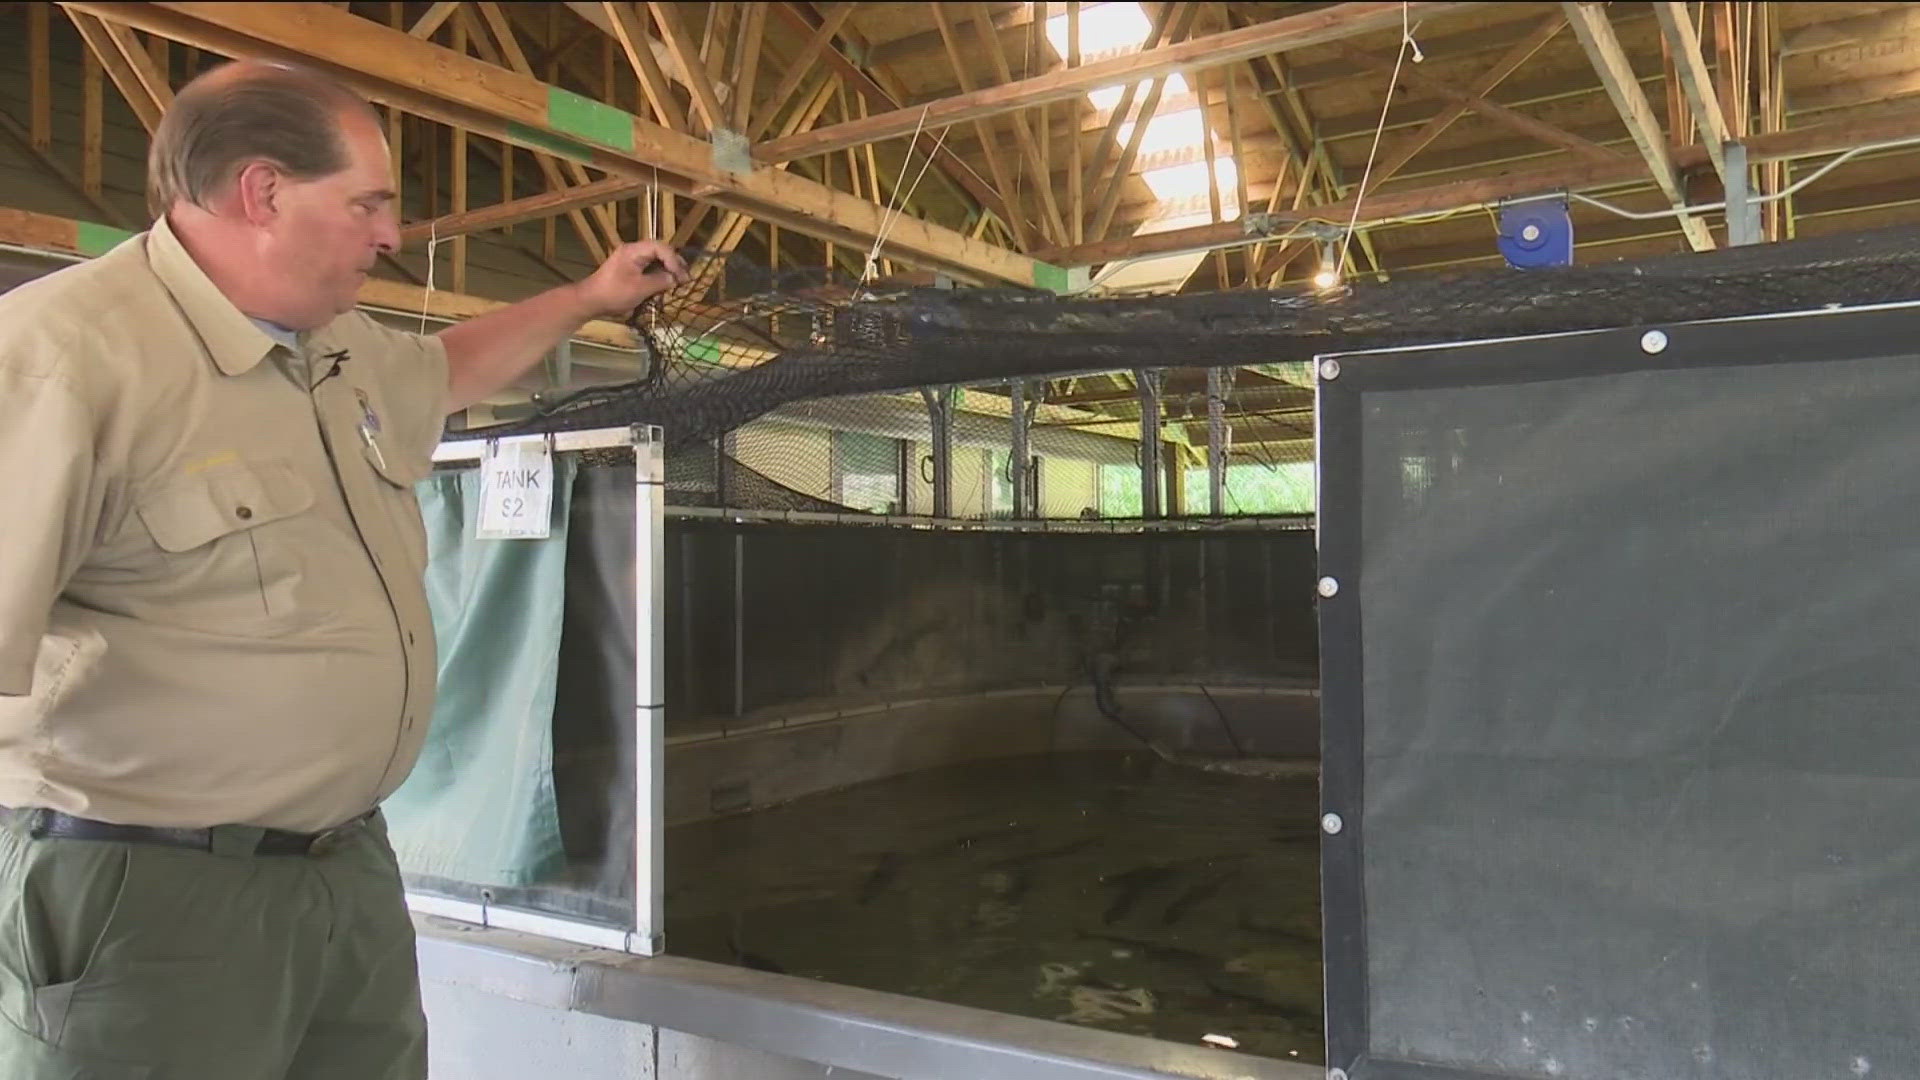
top-left (134, 459), bottom-right (317, 632)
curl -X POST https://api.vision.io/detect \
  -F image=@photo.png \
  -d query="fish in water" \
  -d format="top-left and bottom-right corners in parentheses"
top-left (1100, 854), bottom-right (1241, 925)
top-left (727, 918), bottom-right (787, 975)
top-left (857, 851), bottom-right (904, 905)
top-left (1161, 867), bottom-right (1244, 927)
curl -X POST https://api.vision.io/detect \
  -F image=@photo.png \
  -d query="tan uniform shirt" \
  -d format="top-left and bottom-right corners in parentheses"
top-left (0, 217), bottom-right (449, 833)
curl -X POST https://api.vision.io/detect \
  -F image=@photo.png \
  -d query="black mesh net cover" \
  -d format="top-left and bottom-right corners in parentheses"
top-left (456, 226), bottom-right (1920, 453)
top-left (1316, 302), bottom-right (1920, 1080)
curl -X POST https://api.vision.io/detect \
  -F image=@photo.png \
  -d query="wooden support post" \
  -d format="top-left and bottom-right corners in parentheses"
top-left (470, 3), bottom-right (617, 258)
top-left (450, 14), bottom-right (468, 292)
top-left (1067, 1), bottom-right (1083, 245)
top-left (408, 1), bottom-right (459, 38)
top-left (66, 11), bottom-right (171, 135)
top-left (1563, 1), bottom-right (1716, 251)
top-left (30, 4), bottom-right (52, 153)
top-left (971, 2), bottom-right (1069, 242)
top-left (757, 0), bottom-right (1468, 162)
top-left (732, 2), bottom-right (765, 133)
top-left (1652, 2), bottom-right (1732, 182)
top-left (604, 1), bottom-right (687, 132)
top-left (82, 48), bottom-right (104, 198)
top-left (649, 1), bottom-right (729, 133)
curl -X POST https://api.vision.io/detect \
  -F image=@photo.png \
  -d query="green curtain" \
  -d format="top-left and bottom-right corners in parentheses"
top-left (384, 460), bottom-right (575, 886)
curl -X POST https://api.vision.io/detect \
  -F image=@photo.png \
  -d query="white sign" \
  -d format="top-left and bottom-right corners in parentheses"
top-left (476, 437), bottom-right (553, 540)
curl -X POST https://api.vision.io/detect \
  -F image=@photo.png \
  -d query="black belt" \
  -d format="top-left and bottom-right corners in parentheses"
top-left (20, 808), bottom-right (376, 857)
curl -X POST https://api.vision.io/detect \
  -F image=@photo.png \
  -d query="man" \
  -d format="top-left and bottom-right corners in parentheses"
top-left (0, 60), bottom-right (687, 1078)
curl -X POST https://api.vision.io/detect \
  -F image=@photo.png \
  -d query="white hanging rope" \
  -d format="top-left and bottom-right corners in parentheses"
top-left (1336, 1), bottom-right (1415, 281)
top-left (861, 105), bottom-right (946, 285)
top-left (419, 218), bottom-right (441, 334)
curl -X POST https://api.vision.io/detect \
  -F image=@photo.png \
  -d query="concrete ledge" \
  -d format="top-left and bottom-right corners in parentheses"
top-left (416, 917), bottom-right (1323, 1080)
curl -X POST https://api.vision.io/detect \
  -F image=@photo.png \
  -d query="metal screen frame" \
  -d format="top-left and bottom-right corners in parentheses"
top-left (1313, 301), bottom-right (1920, 1080)
top-left (410, 424), bottom-right (667, 956)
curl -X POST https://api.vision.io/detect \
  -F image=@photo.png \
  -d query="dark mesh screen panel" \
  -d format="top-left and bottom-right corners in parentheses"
top-left (1317, 306), bottom-right (1920, 1080)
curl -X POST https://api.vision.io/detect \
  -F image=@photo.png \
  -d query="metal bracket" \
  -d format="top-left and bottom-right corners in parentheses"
top-left (710, 128), bottom-right (751, 174)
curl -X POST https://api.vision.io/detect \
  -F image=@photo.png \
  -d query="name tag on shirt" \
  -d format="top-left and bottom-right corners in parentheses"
top-left (477, 437), bottom-right (553, 540)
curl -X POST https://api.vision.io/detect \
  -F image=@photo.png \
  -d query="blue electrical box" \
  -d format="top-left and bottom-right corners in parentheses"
top-left (1497, 198), bottom-right (1575, 269)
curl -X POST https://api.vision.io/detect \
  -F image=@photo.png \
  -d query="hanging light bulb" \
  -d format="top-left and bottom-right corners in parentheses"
top-left (1311, 241), bottom-right (1341, 291)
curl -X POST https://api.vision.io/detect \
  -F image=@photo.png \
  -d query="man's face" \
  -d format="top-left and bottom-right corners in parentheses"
top-left (262, 109), bottom-right (399, 328)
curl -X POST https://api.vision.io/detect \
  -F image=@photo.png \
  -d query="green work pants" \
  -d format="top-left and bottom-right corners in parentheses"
top-left (0, 809), bottom-right (426, 1079)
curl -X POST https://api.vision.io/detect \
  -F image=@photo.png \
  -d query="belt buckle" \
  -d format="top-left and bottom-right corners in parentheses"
top-left (306, 826), bottom-right (344, 856)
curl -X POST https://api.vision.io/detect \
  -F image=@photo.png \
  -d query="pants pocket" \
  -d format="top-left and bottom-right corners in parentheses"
top-left (15, 841), bottom-right (133, 1044)
top-left (0, 1006), bottom-right (154, 1079)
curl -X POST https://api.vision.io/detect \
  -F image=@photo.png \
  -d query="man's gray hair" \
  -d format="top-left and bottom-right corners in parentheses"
top-left (147, 61), bottom-right (378, 217)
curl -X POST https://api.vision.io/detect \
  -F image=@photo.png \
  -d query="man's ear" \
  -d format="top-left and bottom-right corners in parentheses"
top-left (232, 160), bottom-right (280, 226)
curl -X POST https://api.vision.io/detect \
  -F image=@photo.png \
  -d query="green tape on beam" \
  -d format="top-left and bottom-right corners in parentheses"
top-left (504, 121), bottom-right (594, 165)
top-left (1032, 262), bottom-right (1071, 295)
top-left (76, 221), bottom-right (133, 257)
top-left (547, 87), bottom-right (635, 154)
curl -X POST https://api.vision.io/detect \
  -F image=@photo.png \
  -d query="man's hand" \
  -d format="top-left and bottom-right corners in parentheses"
top-left (573, 240), bottom-right (691, 319)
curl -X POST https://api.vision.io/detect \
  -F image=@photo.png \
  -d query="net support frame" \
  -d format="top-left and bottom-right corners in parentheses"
top-left (1137, 368), bottom-right (1164, 520)
top-left (416, 424), bottom-right (668, 956)
top-left (1207, 366), bottom-right (1228, 516)
top-left (1010, 379), bottom-right (1030, 520)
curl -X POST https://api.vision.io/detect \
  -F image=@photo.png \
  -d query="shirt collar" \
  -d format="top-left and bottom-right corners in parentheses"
top-left (146, 214), bottom-right (286, 377)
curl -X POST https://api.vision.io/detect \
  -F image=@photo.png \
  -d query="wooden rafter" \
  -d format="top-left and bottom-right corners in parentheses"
top-left (599, 0), bottom-right (687, 132)
top-left (0, 108), bottom-right (130, 227)
top-left (1038, 105), bottom-right (1920, 268)
top-left (67, 10), bottom-right (172, 134)
top-left (1256, 12), bottom-right (1567, 281)
top-left (647, 1), bottom-right (728, 133)
top-left (757, 1), bottom-right (1478, 162)
top-left (750, 3), bottom-right (855, 140)
top-left (30, 4), bottom-right (52, 152)
top-left (58, 2), bottom-right (1037, 281)
top-left (1652, 1), bottom-right (1732, 182)
top-left (463, 4), bottom-right (616, 260)
top-left (1335, 39), bottom-right (1623, 165)
top-left (764, 2), bottom-right (1012, 232)
top-left (970, 2), bottom-right (1069, 243)
top-left (730, 2), bottom-right (766, 132)
top-left (408, 1), bottom-right (459, 38)
top-left (931, 2), bottom-right (1036, 249)
top-left (1563, 1), bottom-right (1715, 252)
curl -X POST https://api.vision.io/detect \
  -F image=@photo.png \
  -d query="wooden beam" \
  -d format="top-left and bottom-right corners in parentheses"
top-left (450, 15), bottom-right (468, 292)
top-left (764, 2), bottom-right (1013, 232)
top-left (1336, 40), bottom-right (1623, 165)
top-left (0, 108), bottom-right (130, 227)
top-left (1782, 5), bottom-right (1920, 59)
top-left (1089, 29), bottom-right (1190, 241)
top-left (1711, 2), bottom-right (1741, 136)
top-left (461, 5), bottom-right (614, 261)
top-left (30, 3), bottom-right (52, 153)
top-left (730, 2), bottom-right (765, 132)
top-left (67, 1), bottom-right (1042, 285)
top-left (1081, 3), bottom-right (1177, 212)
top-left (0, 206), bottom-right (637, 347)
top-left (970, 2), bottom-right (1068, 243)
top-left (756, 1), bottom-right (1479, 162)
top-left (408, 1), bottom-right (458, 38)
top-left (748, 2), bottom-right (854, 140)
top-left (402, 176), bottom-right (641, 243)
top-left (931, 2), bottom-right (1035, 249)
top-left (1041, 106), bottom-right (1920, 268)
top-left (1652, 1), bottom-right (1730, 181)
top-left (1562, 1), bottom-right (1715, 251)
top-left (648, 1), bottom-right (728, 133)
top-left (66, 10), bottom-right (171, 134)
top-left (599, 0), bottom-right (686, 132)
top-left (1067, 0), bottom-right (1083, 245)
top-left (83, 45), bottom-right (104, 198)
